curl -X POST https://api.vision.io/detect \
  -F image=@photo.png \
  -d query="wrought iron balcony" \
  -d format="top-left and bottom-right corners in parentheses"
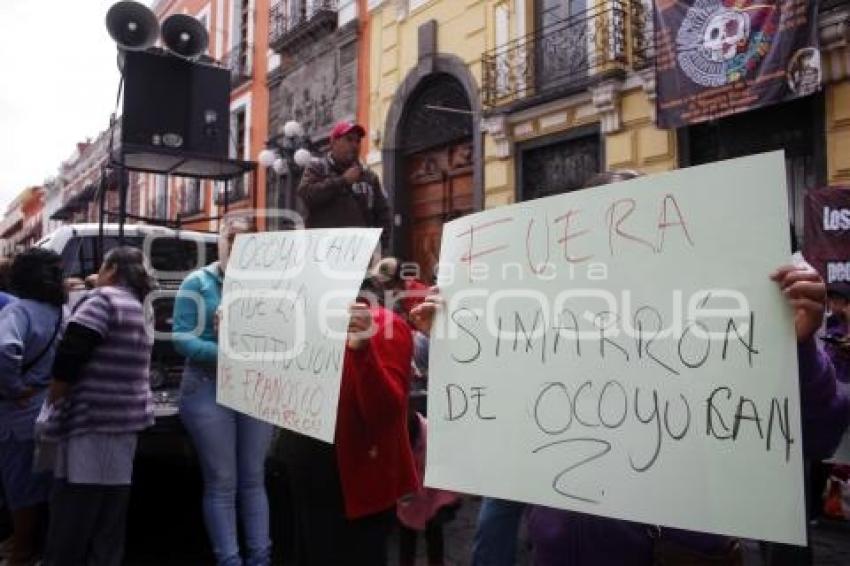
top-left (269, 0), bottom-right (338, 54)
top-left (223, 43), bottom-right (253, 88)
top-left (482, 0), bottom-right (648, 109)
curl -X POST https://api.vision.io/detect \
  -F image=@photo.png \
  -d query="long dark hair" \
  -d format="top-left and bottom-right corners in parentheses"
top-left (10, 248), bottom-right (66, 306)
top-left (103, 246), bottom-right (157, 301)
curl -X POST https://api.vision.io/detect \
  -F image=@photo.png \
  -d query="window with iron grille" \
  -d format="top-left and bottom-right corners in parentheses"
top-left (154, 175), bottom-right (168, 219)
top-left (222, 108), bottom-right (248, 202)
top-left (215, 174), bottom-right (251, 205)
top-left (535, 0), bottom-right (589, 94)
top-left (517, 127), bottom-right (601, 202)
top-left (232, 107), bottom-right (247, 160)
top-left (238, 0), bottom-right (249, 70)
top-left (182, 178), bottom-right (202, 215)
top-left (269, 0), bottom-right (339, 47)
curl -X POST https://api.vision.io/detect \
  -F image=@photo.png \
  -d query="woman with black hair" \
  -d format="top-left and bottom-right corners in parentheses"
top-left (0, 248), bottom-right (66, 565)
top-left (43, 246), bottom-right (157, 566)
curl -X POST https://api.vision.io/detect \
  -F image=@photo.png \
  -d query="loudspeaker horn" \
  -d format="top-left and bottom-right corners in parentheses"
top-left (162, 14), bottom-right (209, 59)
top-left (105, 1), bottom-right (159, 51)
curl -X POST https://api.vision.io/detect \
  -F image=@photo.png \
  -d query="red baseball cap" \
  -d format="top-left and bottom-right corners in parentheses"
top-left (330, 121), bottom-right (366, 141)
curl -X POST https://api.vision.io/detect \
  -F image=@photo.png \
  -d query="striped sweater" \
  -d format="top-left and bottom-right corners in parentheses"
top-left (48, 286), bottom-right (154, 438)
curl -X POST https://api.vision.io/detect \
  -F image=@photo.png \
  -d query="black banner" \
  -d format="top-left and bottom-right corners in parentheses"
top-left (655, 0), bottom-right (821, 129)
top-left (804, 189), bottom-right (850, 285)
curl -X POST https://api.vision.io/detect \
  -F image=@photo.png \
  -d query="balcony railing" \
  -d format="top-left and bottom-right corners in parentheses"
top-left (482, 0), bottom-right (648, 108)
top-left (269, 0), bottom-right (338, 54)
top-left (223, 43), bottom-right (253, 88)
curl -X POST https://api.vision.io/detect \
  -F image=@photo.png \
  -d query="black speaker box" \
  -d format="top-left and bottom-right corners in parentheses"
top-left (121, 49), bottom-right (230, 159)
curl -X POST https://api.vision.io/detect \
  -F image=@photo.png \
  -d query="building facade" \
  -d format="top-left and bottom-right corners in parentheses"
top-left (0, 186), bottom-right (46, 255)
top-left (49, 126), bottom-right (141, 230)
top-left (42, 177), bottom-right (64, 238)
top-left (364, 0), bottom-right (850, 280)
top-left (141, 0), bottom-right (272, 231)
top-left (263, 0), bottom-right (361, 228)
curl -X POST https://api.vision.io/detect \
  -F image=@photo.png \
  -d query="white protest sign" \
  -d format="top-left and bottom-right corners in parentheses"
top-left (425, 152), bottom-right (807, 545)
top-left (217, 228), bottom-right (381, 443)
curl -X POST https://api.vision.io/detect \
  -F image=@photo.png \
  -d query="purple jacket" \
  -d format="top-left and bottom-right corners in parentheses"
top-left (823, 314), bottom-right (850, 384)
top-left (529, 339), bottom-right (850, 566)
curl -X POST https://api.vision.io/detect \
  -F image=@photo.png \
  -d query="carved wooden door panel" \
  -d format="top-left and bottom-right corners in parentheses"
top-left (407, 141), bottom-right (474, 283)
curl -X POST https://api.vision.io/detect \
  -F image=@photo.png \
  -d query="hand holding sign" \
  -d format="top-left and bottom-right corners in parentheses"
top-left (347, 304), bottom-right (374, 351)
top-left (771, 262), bottom-right (826, 343)
top-left (409, 287), bottom-right (441, 334)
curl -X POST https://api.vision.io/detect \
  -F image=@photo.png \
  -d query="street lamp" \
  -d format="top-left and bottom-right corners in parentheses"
top-left (258, 120), bottom-right (313, 229)
top-left (257, 120), bottom-right (313, 173)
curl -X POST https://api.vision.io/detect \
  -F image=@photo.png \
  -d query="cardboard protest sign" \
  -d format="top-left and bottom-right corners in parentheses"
top-left (217, 228), bottom-right (381, 443)
top-left (425, 152), bottom-right (806, 544)
top-left (803, 187), bottom-right (850, 284)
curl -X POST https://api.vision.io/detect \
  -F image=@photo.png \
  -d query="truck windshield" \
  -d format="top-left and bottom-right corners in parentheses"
top-left (64, 235), bottom-right (218, 280)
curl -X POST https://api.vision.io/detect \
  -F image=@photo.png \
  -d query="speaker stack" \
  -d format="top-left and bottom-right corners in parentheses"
top-left (105, 1), bottom-right (231, 170)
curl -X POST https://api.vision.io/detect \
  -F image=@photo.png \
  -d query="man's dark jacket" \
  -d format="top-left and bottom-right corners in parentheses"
top-left (298, 154), bottom-right (391, 248)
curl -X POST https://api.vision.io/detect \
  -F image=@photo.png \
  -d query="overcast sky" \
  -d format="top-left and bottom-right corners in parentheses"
top-left (0, 1), bottom-right (152, 212)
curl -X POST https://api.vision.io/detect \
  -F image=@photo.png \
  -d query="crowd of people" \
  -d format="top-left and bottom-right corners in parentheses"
top-left (0, 120), bottom-right (847, 566)
top-left (0, 246), bottom-right (156, 565)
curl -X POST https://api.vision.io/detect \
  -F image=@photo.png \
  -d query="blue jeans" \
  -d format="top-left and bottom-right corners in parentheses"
top-left (471, 498), bottom-right (525, 566)
top-left (179, 365), bottom-right (274, 566)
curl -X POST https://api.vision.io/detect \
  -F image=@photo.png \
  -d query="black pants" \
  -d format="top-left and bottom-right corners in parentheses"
top-left (279, 430), bottom-right (394, 566)
top-left (44, 480), bottom-right (131, 566)
top-left (399, 521), bottom-right (445, 565)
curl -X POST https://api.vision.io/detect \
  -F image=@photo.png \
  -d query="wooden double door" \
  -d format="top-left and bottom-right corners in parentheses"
top-left (405, 140), bottom-right (474, 283)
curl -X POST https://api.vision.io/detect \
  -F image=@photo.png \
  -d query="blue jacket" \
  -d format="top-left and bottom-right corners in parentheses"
top-left (173, 263), bottom-right (222, 366)
top-left (0, 292), bottom-right (16, 311)
top-left (0, 299), bottom-right (63, 440)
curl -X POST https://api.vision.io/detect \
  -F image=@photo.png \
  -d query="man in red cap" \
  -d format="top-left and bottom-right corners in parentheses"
top-left (298, 120), bottom-right (391, 249)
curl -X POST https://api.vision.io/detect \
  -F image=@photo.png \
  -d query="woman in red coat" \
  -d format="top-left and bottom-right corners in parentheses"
top-left (278, 281), bottom-right (418, 565)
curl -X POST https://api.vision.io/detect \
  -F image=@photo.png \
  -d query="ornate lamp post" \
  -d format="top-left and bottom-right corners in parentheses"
top-left (257, 120), bottom-right (313, 229)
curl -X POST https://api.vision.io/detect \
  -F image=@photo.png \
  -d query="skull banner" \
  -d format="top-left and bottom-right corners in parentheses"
top-left (655, 0), bottom-right (820, 129)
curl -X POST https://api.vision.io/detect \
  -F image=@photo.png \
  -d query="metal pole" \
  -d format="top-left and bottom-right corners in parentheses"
top-left (118, 167), bottom-right (128, 244)
top-left (96, 167), bottom-right (108, 268)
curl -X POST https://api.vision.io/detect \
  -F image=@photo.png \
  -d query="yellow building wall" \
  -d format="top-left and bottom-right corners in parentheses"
top-left (369, 0), bottom-right (493, 139)
top-left (826, 80), bottom-right (850, 185)
top-left (479, 87), bottom-right (678, 210)
top-left (368, 1), bottom-right (677, 214)
top-left (605, 89), bottom-right (678, 175)
top-left (369, 0), bottom-right (508, 205)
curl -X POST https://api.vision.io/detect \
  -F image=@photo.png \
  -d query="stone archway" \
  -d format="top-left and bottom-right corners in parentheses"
top-left (382, 53), bottom-right (483, 269)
